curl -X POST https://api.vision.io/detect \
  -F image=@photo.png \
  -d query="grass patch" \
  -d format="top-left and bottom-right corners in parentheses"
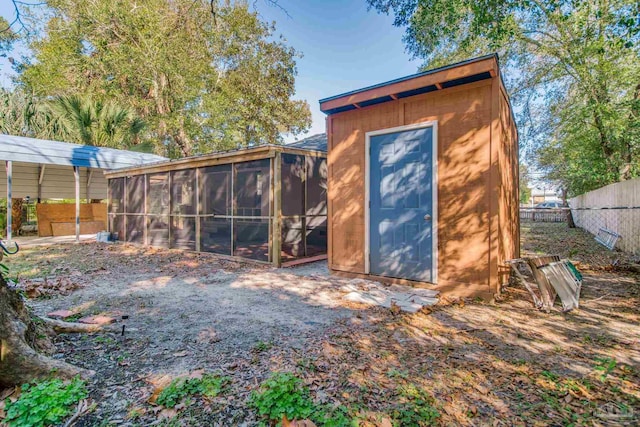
top-left (249, 372), bottom-right (354, 427)
top-left (252, 340), bottom-right (273, 353)
top-left (156, 373), bottom-right (229, 408)
top-left (391, 384), bottom-right (440, 426)
top-left (3, 377), bottom-right (87, 427)
top-left (593, 357), bottom-right (617, 382)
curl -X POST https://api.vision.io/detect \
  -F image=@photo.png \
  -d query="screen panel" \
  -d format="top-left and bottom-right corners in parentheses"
top-left (200, 217), bottom-right (231, 255)
top-left (108, 178), bottom-right (125, 214)
top-left (125, 175), bottom-right (145, 213)
top-left (171, 169), bottom-right (196, 216)
top-left (108, 214), bottom-right (125, 240)
top-left (170, 216), bottom-right (196, 250)
top-left (305, 215), bottom-right (327, 257)
top-left (234, 159), bottom-right (270, 217)
top-left (147, 173), bottom-right (170, 215)
top-left (199, 164), bottom-right (232, 215)
top-left (148, 215), bottom-right (169, 248)
top-left (281, 154), bottom-right (305, 216)
top-left (306, 156), bottom-right (328, 216)
top-left (233, 218), bottom-right (269, 261)
top-left (125, 215), bottom-right (144, 244)
top-left (281, 218), bottom-right (303, 260)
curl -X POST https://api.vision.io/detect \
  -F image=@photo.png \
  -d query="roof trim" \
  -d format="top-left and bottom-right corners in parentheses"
top-left (320, 54), bottom-right (499, 114)
top-left (104, 143), bottom-right (327, 178)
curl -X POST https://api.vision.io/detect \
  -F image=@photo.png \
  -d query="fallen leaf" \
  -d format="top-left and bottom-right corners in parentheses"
top-left (188, 369), bottom-right (205, 379)
top-left (358, 411), bottom-right (393, 427)
top-left (390, 300), bottom-right (402, 315)
top-left (474, 384), bottom-right (490, 395)
top-left (158, 408), bottom-right (177, 419)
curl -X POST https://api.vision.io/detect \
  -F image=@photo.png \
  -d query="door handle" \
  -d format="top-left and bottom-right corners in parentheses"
top-left (423, 214), bottom-right (431, 221)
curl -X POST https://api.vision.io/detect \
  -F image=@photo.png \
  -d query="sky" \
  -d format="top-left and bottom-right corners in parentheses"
top-left (0, 0), bottom-right (422, 142)
top-left (254, 0), bottom-right (422, 141)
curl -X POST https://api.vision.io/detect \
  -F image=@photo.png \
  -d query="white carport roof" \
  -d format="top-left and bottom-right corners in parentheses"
top-left (0, 134), bottom-right (166, 169)
top-left (0, 134), bottom-right (167, 242)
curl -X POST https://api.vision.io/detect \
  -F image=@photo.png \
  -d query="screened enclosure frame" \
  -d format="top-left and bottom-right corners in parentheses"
top-left (105, 146), bottom-right (327, 266)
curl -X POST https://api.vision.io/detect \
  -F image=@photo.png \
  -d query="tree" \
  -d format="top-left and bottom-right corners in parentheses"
top-left (0, 237), bottom-right (114, 388)
top-left (367, 0), bottom-right (640, 195)
top-left (48, 95), bottom-right (146, 149)
top-left (0, 17), bottom-right (18, 53)
top-left (18, 0), bottom-right (311, 157)
top-left (0, 88), bottom-right (66, 140)
top-left (519, 164), bottom-right (532, 205)
top-left (0, 243), bottom-right (119, 387)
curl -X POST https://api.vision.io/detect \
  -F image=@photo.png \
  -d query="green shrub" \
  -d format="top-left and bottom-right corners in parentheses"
top-left (4, 377), bottom-right (87, 427)
top-left (392, 384), bottom-right (440, 426)
top-left (315, 404), bottom-right (354, 427)
top-left (156, 373), bottom-right (229, 408)
top-left (249, 372), bottom-right (355, 427)
top-left (249, 372), bottom-right (315, 425)
top-left (594, 357), bottom-right (617, 381)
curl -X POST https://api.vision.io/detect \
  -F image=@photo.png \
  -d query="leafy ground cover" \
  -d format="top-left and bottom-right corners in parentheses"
top-left (0, 222), bottom-right (638, 425)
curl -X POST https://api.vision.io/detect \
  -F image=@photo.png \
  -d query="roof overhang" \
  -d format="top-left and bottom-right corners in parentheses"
top-left (0, 134), bottom-right (166, 170)
top-left (319, 54), bottom-right (499, 115)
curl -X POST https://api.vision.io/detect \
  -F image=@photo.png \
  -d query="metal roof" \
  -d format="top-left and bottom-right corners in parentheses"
top-left (286, 133), bottom-right (327, 152)
top-left (0, 134), bottom-right (167, 170)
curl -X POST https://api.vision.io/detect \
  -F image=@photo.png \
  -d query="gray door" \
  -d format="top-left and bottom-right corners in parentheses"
top-left (369, 127), bottom-right (434, 282)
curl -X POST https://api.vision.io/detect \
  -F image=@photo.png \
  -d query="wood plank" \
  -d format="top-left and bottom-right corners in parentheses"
top-left (488, 76), bottom-right (501, 294)
top-left (105, 147), bottom-right (276, 178)
top-left (278, 146), bottom-right (327, 158)
top-left (51, 221), bottom-right (104, 236)
top-left (329, 269), bottom-right (493, 299)
top-left (36, 203), bottom-right (107, 237)
top-left (281, 254), bottom-right (327, 268)
top-left (272, 151), bottom-right (282, 267)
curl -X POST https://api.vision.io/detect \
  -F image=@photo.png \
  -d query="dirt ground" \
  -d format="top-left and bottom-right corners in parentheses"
top-left (4, 222), bottom-right (640, 426)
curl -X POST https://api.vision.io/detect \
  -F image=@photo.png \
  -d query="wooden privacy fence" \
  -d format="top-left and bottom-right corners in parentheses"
top-left (569, 178), bottom-right (640, 255)
top-left (520, 208), bottom-right (568, 223)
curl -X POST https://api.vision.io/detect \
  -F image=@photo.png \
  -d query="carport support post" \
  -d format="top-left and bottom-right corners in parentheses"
top-left (74, 166), bottom-right (80, 243)
top-left (5, 160), bottom-right (12, 242)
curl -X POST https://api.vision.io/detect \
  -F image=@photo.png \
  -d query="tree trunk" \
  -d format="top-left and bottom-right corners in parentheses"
top-left (11, 198), bottom-right (23, 236)
top-left (0, 276), bottom-right (93, 388)
top-left (566, 209), bottom-right (576, 229)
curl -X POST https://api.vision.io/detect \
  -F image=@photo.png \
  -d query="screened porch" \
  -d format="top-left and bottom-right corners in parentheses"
top-left (105, 145), bottom-right (327, 266)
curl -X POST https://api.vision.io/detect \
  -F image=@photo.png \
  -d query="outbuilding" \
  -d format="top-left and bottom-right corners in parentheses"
top-left (320, 54), bottom-right (518, 298)
top-left (104, 137), bottom-right (327, 266)
top-left (0, 134), bottom-right (165, 242)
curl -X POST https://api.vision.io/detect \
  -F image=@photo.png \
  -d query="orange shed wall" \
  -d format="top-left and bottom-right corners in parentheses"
top-left (496, 83), bottom-right (520, 287)
top-left (328, 79), bottom-right (506, 297)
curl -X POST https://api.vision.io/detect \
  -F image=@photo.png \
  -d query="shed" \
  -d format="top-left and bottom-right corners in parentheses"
top-left (103, 139), bottom-right (328, 266)
top-left (0, 134), bottom-right (166, 241)
top-left (320, 54), bottom-right (519, 298)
